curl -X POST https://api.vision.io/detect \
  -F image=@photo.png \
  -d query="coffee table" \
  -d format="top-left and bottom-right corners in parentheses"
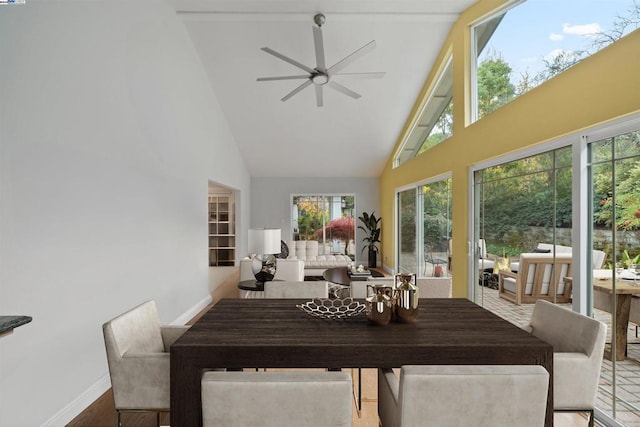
top-left (323, 266), bottom-right (382, 286)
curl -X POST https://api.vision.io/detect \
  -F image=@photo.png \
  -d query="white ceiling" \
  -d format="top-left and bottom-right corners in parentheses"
top-left (169, 0), bottom-right (476, 178)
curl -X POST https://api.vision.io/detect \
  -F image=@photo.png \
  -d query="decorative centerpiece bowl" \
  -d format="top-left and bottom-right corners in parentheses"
top-left (297, 298), bottom-right (366, 320)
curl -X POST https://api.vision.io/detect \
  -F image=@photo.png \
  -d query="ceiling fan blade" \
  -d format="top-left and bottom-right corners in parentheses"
top-left (257, 75), bottom-right (310, 82)
top-left (261, 47), bottom-right (316, 74)
top-left (281, 80), bottom-right (313, 102)
top-left (327, 40), bottom-right (376, 75)
top-left (328, 81), bottom-right (361, 99)
top-left (333, 72), bottom-right (386, 79)
top-left (312, 26), bottom-right (326, 71)
top-left (315, 84), bottom-right (323, 107)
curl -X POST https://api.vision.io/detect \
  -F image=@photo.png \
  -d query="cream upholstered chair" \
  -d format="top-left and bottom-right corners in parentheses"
top-left (527, 300), bottom-right (607, 427)
top-left (416, 277), bottom-right (452, 298)
top-left (263, 281), bottom-right (329, 298)
top-left (102, 300), bottom-right (189, 426)
top-left (201, 371), bottom-right (352, 427)
top-left (378, 365), bottom-right (549, 427)
top-left (498, 253), bottom-right (573, 305)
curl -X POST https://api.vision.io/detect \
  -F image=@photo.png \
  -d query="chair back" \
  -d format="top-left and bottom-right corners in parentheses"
top-left (529, 299), bottom-right (606, 356)
top-left (397, 365), bottom-right (548, 427)
top-left (528, 300), bottom-right (606, 410)
top-left (517, 253), bottom-right (573, 297)
top-left (416, 277), bottom-right (452, 298)
top-left (102, 300), bottom-right (169, 411)
top-left (240, 258), bottom-right (305, 282)
top-left (103, 300), bottom-right (164, 358)
top-left (201, 371), bottom-right (352, 427)
top-left (263, 281), bottom-right (328, 299)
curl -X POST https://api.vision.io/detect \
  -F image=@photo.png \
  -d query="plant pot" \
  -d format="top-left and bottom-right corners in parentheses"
top-left (368, 248), bottom-right (377, 268)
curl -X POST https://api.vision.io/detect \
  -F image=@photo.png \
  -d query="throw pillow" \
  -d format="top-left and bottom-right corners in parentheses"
top-left (493, 257), bottom-right (511, 275)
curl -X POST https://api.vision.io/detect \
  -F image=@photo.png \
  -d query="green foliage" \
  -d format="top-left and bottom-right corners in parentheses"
top-left (358, 211), bottom-right (381, 254)
top-left (477, 54), bottom-right (516, 117)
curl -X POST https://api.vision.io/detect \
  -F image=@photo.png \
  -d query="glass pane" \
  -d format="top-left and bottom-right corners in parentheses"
top-left (472, 0), bottom-right (638, 122)
top-left (474, 146), bottom-right (572, 317)
top-left (421, 179), bottom-right (452, 277)
top-left (394, 58), bottom-right (453, 167)
top-left (398, 189), bottom-right (416, 274)
top-left (291, 195), bottom-right (355, 259)
top-left (590, 129), bottom-right (640, 425)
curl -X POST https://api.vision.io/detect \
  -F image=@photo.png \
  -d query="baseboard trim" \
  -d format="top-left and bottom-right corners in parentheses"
top-left (171, 294), bottom-right (213, 325)
top-left (41, 374), bottom-right (111, 427)
top-left (41, 295), bottom-right (212, 426)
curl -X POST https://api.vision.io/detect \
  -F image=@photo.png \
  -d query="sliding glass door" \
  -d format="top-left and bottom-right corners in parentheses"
top-left (397, 178), bottom-right (452, 276)
top-left (472, 147), bottom-right (572, 309)
top-left (589, 129), bottom-right (640, 423)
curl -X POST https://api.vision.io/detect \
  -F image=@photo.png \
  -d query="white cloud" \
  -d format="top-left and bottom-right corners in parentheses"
top-left (545, 48), bottom-right (568, 61)
top-left (562, 22), bottom-right (603, 38)
top-left (549, 33), bottom-right (564, 41)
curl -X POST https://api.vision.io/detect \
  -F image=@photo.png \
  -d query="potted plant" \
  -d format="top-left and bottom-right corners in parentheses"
top-left (358, 211), bottom-right (381, 268)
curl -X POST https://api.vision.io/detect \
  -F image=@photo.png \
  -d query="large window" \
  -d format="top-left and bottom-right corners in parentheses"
top-left (291, 195), bottom-right (355, 259)
top-left (393, 56), bottom-right (453, 167)
top-left (472, 0), bottom-right (639, 122)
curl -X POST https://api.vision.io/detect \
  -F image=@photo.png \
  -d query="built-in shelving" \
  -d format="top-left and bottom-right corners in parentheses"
top-left (208, 193), bottom-right (235, 266)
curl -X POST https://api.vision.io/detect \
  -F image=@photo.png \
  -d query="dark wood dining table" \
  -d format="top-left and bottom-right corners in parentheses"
top-left (171, 298), bottom-right (553, 426)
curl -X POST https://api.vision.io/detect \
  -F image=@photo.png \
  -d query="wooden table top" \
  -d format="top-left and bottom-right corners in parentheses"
top-left (173, 298), bottom-right (551, 368)
top-left (171, 298), bottom-right (553, 426)
top-left (566, 276), bottom-right (640, 295)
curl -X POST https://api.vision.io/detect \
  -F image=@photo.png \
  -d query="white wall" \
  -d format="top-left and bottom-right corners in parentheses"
top-left (250, 177), bottom-right (380, 265)
top-left (0, 1), bottom-right (250, 425)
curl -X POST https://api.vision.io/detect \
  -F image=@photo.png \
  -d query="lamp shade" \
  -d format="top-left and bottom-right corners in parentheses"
top-left (248, 229), bottom-right (281, 255)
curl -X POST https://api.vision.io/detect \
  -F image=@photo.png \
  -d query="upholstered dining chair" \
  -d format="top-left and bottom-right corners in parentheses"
top-left (527, 300), bottom-right (607, 427)
top-left (102, 300), bottom-right (189, 426)
top-left (378, 365), bottom-right (549, 427)
top-left (263, 280), bottom-right (329, 298)
top-left (416, 277), bottom-right (452, 298)
top-left (201, 371), bottom-right (352, 427)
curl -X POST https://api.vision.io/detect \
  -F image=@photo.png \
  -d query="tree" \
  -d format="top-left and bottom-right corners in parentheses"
top-left (477, 53), bottom-right (516, 117)
top-left (592, 0), bottom-right (640, 50)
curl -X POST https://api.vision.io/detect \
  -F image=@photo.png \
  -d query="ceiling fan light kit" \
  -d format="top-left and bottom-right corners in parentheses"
top-left (257, 13), bottom-right (385, 107)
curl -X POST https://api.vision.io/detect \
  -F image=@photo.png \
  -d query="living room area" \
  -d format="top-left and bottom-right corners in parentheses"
top-left (1, 0), bottom-right (639, 426)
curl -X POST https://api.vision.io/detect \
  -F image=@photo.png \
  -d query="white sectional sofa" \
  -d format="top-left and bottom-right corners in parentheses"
top-left (285, 240), bottom-right (353, 276)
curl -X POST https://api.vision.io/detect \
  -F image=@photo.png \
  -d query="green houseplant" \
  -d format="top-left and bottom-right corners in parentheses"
top-left (358, 211), bottom-right (381, 268)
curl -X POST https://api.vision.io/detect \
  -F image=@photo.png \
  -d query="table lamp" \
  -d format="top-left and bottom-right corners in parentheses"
top-left (248, 228), bottom-right (282, 284)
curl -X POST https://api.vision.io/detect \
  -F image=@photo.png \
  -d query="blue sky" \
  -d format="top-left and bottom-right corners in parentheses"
top-left (481, 0), bottom-right (636, 80)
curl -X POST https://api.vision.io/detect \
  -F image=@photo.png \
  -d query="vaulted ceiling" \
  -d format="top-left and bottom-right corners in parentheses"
top-left (169, 1), bottom-right (476, 178)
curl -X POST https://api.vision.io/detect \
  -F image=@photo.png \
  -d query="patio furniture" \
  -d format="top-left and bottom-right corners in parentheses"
top-left (509, 243), bottom-right (606, 272)
top-left (377, 365), bottom-right (549, 427)
top-left (527, 300), bottom-right (607, 427)
top-left (102, 300), bottom-right (190, 426)
top-left (423, 244), bottom-right (447, 276)
top-left (498, 253), bottom-right (573, 305)
top-left (576, 271), bottom-right (640, 361)
top-left (201, 371), bottom-right (352, 427)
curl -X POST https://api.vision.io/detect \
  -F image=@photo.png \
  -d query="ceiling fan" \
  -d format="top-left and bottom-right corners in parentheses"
top-left (257, 13), bottom-right (385, 107)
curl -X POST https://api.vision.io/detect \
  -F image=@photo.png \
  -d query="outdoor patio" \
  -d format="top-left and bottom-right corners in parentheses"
top-left (480, 285), bottom-right (640, 427)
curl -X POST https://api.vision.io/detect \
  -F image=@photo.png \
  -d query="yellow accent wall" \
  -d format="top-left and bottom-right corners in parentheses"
top-left (380, 0), bottom-right (640, 297)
